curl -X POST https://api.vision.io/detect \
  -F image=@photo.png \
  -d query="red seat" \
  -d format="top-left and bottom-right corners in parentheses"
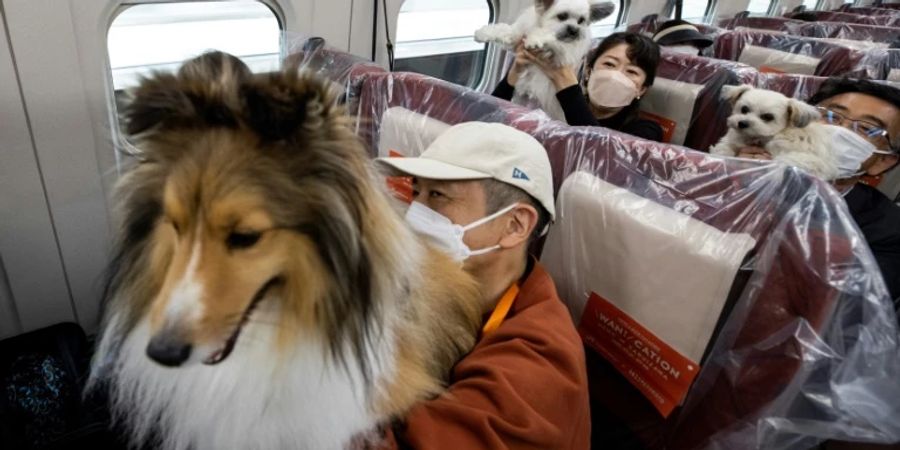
top-left (718, 16), bottom-right (801, 32)
top-left (643, 52), bottom-right (759, 151)
top-left (838, 5), bottom-right (900, 17)
top-left (784, 22), bottom-right (900, 44)
top-left (792, 11), bottom-right (898, 27)
top-left (626, 19), bottom-right (723, 38)
top-left (537, 128), bottom-right (900, 450)
top-left (352, 69), bottom-right (900, 449)
top-left (714, 29), bottom-right (867, 77)
top-left (758, 72), bottom-right (827, 101)
top-left (354, 71), bottom-right (550, 158)
top-left (286, 38), bottom-right (388, 115)
top-left (720, 17), bottom-right (900, 45)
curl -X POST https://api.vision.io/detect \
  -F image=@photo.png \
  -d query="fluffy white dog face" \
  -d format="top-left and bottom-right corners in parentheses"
top-left (722, 85), bottom-right (821, 143)
top-left (537, 0), bottom-right (615, 44)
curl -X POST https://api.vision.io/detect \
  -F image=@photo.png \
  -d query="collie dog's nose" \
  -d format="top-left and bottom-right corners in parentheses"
top-left (146, 335), bottom-right (193, 367)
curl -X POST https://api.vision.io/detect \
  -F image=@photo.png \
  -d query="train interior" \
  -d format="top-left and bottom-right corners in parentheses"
top-left (1, 0), bottom-right (900, 448)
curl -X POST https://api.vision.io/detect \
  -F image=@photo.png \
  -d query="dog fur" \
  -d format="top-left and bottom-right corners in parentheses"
top-left (710, 84), bottom-right (839, 180)
top-left (87, 52), bottom-right (483, 450)
top-left (475, 0), bottom-right (615, 121)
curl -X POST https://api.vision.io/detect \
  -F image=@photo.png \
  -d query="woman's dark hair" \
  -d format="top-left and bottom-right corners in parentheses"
top-left (585, 32), bottom-right (661, 88)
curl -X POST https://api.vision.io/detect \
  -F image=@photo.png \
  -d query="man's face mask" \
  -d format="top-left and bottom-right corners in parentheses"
top-left (828, 125), bottom-right (895, 179)
top-left (404, 201), bottom-right (518, 262)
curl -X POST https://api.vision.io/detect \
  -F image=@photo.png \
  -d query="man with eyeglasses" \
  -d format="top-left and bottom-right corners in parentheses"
top-left (738, 78), bottom-right (900, 305)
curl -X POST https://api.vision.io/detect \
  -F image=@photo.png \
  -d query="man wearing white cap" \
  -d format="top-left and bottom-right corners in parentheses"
top-left (377, 122), bottom-right (590, 449)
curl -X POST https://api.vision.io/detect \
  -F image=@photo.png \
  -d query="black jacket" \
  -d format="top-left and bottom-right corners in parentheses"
top-left (845, 183), bottom-right (900, 306)
top-left (491, 78), bottom-right (663, 142)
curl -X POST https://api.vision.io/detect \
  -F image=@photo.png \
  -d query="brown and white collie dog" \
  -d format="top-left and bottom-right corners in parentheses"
top-left (88, 52), bottom-right (482, 450)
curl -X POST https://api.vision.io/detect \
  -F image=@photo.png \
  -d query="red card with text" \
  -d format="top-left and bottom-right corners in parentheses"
top-left (578, 292), bottom-right (700, 417)
top-left (386, 150), bottom-right (413, 203)
top-left (638, 111), bottom-right (676, 144)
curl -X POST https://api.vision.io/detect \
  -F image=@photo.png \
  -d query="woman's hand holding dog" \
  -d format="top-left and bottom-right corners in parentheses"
top-left (737, 146), bottom-right (773, 161)
top-left (507, 40), bottom-right (578, 92)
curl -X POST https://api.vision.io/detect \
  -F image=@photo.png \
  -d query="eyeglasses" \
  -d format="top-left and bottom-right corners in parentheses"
top-left (816, 106), bottom-right (896, 152)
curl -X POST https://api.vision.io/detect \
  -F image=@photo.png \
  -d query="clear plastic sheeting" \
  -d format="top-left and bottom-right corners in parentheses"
top-left (626, 20), bottom-right (724, 41)
top-left (289, 38), bottom-right (900, 449)
top-left (783, 22), bottom-right (900, 45)
top-left (640, 52), bottom-right (759, 151)
top-left (790, 11), bottom-right (899, 27)
top-left (284, 35), bottom-right (386, 114)
top-left (713, 29), bottom-right (876, 78)
top-left (756, 72), bottom-right (826, 103)
top-left (640, 52), bottom-right (827, 152)
top-left (858, 49), bottom-right (900, 83)
top-left (719, 16), bottom-right (799, 33)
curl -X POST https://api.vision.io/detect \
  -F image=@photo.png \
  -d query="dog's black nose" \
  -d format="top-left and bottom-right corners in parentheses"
top-left (738, 121), bottom-right (750, 129)
top-left (147, 335), bottom-right (192, 367)
top-left (566, 25), bottom-right (579, 36)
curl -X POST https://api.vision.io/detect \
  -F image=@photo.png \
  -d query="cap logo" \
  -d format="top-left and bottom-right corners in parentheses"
top-left (512, 168), bottom-right (530, 181)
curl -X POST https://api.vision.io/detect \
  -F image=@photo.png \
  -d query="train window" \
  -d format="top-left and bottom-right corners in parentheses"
top-left (679, 0), bottom-right (710, 22)
top-left (590, 0), bottom-right (621, 38)
top-left (394, 0), bottom-right (492, 88)
top-left (108, 2), bottom-right (281, 92)
top-left (746, 0), bottom-right (773, 15)
top-left (801, 0), bottom-right (819, 9)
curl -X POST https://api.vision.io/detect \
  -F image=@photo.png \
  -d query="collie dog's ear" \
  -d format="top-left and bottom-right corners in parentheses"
top-left (124, 51), bottom-right (251, 137)
top-left (241, 70), bottom-right (337, 143)
top-left (590, 1), bottom-right (615, 22)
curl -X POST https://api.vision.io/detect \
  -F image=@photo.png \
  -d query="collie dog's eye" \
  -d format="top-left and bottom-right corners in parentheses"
top-left (741, 106), bottom-right (750, 114)
top-left (170, 221), bottom-right (181, 235)
top-left (227, 231), bottom-right (261, 249)
top-left (557, 13), bottom-right (568, 21)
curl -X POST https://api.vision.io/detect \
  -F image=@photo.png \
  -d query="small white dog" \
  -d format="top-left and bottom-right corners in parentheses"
top-left (475, 0), bottom-right (615, 121)
top-left (710, 85), bottom-right (839, 180)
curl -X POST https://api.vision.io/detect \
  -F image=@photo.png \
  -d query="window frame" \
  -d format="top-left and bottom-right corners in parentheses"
top-left (392, 0), bottom-right (496, 90)
top-left (665, 0), bottom-right (712, 21)
top-left (746, 0), bottom-right (776, 16)
top-left (105, 0), bottom-right (286, 158)
top-left (106, 0), bottom-right (285, 92)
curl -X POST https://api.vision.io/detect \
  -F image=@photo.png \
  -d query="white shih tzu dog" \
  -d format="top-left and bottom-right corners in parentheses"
top-left (710, 85), bottom-right (839, 180)
top-left (475, 0), bottom-right (615, 121)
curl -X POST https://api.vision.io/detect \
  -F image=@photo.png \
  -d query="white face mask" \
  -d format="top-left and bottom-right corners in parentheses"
top-left (829, 125), bottom-right (893, 179)
top-left (586, 69), bottom-right (640, 108)
top-left (404, 201), bottom-right (517, 262)
top-left (666, 45), bottom-right (701, 56)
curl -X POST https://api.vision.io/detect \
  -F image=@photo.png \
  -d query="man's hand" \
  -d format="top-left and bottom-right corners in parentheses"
top-left (736, 146), bottom-right (773, 161)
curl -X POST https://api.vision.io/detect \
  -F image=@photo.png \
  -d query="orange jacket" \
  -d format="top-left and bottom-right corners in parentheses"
top-left (381, 262), bottom-right (590, 450)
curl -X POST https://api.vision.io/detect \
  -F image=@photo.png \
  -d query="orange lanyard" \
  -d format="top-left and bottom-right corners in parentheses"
top-left (481, 283), bottom-right (520, 335)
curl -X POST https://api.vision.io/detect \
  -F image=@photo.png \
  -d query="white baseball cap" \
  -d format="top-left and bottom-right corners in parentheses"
top-left (376, 122), bottom-right (555, 220)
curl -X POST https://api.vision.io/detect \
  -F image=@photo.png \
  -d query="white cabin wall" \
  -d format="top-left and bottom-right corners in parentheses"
top-left (0, 4), bottom-right (76, 339)
top-left (622, 0), bottom-right (668, 25)
top-left (0, 0), bottom-right (360, 336)
top-left (771, 0), bottom-right (804, 15)
top-left (709, 0), bottom-right (753, 20)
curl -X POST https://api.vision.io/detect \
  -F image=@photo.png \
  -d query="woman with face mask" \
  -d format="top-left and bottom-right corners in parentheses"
top-left (492, 32), bottom-right (664, 142)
